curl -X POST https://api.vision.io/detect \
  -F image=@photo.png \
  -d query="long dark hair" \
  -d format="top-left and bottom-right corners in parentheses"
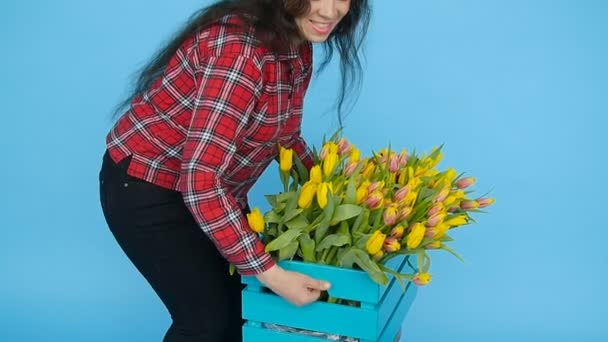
top-left (114, 0), bottom-right (371, 127)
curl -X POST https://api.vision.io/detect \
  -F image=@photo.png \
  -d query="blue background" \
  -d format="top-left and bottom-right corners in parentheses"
top-left (1, 0), bottom-right (607, 341)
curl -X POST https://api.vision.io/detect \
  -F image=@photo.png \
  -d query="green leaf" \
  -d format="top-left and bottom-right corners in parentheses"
top-left (277, 191), bottom-right (295, 204)
top-left (293, 153), bottom-right (309, 185)
top-left (315, 194), bottom-right (336, 243)
top-left (441, 244), bottom-right (466, 263)
top-left (278, 241), bottom-right (299, 261)
top-left (265, 228), bottom-right (304, 252)
top-left (285, 214), bottom-right (309, 230)
top-left (440, 234), bottom-right (454, 242)
top-left (337, 247), bottom-right (356, 268)
top-left (264, 210), bottom-right (281, 224)
top-left (265, 195), bottom-right (278, 207)
top-left (330, 204), bottom-right (364, 226)
top-left (283, 208), bottom-right (304, 223)
top-left (315, 234), bottom-right (351, 251)
top-left (298, 234), bottom-right (316, 262)
top-left (415, 250), bottom-right (431, 273)
top-left (351, 248), bottom-right (389, 285)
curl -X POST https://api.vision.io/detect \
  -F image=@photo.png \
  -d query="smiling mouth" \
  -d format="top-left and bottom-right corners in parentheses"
top-left (309, 20), bottom-right (334, 35)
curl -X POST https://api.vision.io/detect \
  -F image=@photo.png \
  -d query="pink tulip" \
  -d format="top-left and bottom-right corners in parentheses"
top-left (427, 202), bottom-right (444, 217)
top-left (460, 200), bottom-right (480, 210)
top-left (394, 185), bottom-right (411, 202)
top-left (365, 191), bottom-right (384, 210)
top-left (434, 187), bottom-right (450, 203)
top-left (476, 197), bottom-right (495, 208)
top-left (426, 212), bottom-right (445, 228)
top-left (344, 162), bottom-right (359, 177)
top-left (338, 138), bottom-right (352, 155)
top-left (398, 150), bottom-right (408, 168)
top-left (383, 237), bottom-right (401, 252)
top-left (456, 177), bottom-right (476, 189)
top-left (368, 181), bottom-right (384, 193)
top-left (398, 206), bottom-right (413, 221)
top-left (389, 154), bottom-right (400, 173)
top-left (383, 205), bottom-right (399, 226)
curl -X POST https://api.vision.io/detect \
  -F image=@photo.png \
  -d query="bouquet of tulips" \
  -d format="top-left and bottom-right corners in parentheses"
top-left (246, 133), bottom-right (495, 291)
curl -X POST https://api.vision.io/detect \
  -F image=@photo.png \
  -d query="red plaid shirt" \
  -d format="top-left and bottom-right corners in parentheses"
top-left (106, 15), bottom-right (315, 275)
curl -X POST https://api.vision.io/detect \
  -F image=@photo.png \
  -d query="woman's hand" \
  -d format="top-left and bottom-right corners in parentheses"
top-left (256, 264), bottom-right (331, 307)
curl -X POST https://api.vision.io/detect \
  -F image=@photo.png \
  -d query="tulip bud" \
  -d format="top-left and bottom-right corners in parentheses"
top-left (427, 202), bottom-right (444, 217)
top-left (372, 250), bottom-right (384, 261)
top-left (320, 142), bottom-right (338, 160)
top-left (356, 185), bottom-right (368, 204)
top-left (413, 272), bottom-right (432, 286)
top-left (456, 177), bottom-right (476, 189)
top-left (365, 230), bottom-right (386, 255)
top-left (383, 204), bottom-right (399, 226)
top-left (383, 237), bottom-right (401, 252)
top-left (444, 168), bottom-right (457, 183)
top-left (400, 191), bottom-right (418, 207)
top-left (365, 190), bottom-right (384, 210)
top-left (279, 146), bottom-right (293, 172)
top-left (246, 208), bottom-right (265, 233)
top-left (454, 190), bottom-right (465, 199)
top-left (338, 138), bottom-right (352, 155)
top-left (390, 225), bottom-right (405, 239)
top-left (476, 197), bottom-right (495, 208)
top-left (368, 181), bottom-right (385, 193)
top-left (398, 149), bottom-right (408, 168)
top-left (394, 185), bottom-right (411, 202)
top-left (406, 223), bottom-right (425, 250)
top-left (344, 161), bottom-right (359, 177)
top-left (434, 187), bottom-right (450, 203)
top-left (310, 165), bottom-right (322, 184)
top-left (425, 241), bottom-right (442, 249)
top-left (444, 215), bottom-right (468, 227)
top-left (298, 181), bottom-right (317, 209)
top-left (460, 200), bottom-right (480, 210)
top-left (361, 161), bottom-right (376, 179)
top-left (443, 195), bottom-right (456, 207)
top-left (317, 182), bottom-right (331, 209)
top-left (398, 206), bottom-right (413, 221)
top-left (349, 147), bottom-right (361, 163)
top-left (323, 152), bottom-right (339, 178)
top-left (389, 154), bottom-right (400, 173)
top-left (428, 223), bottom-right (450, 239)
top-left (378, 148), bottom-right (389, 163)
top-left (426, 212), bottom-right (445, 228)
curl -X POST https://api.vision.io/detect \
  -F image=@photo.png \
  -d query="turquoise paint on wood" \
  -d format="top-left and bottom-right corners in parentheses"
top-left (241, 255), bottom-right (418, 341)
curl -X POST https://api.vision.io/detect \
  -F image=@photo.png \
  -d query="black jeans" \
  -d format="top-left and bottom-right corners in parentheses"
top-left (99, 151), bottom-right (244, 341)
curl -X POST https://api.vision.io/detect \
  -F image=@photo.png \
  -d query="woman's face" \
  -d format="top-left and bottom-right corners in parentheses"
top-left (295, 0), bottom-right (351, 43)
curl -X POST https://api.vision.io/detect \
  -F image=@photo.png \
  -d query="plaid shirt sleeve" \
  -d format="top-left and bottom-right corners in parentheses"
top-left (180, 54), bottom-right (275, 275)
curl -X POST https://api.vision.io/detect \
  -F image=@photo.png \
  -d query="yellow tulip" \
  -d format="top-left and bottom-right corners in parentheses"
top-left (356, 186), bottom-right (368, 204)
top-left (320, 142), bottom-right (339, 160)
top-left (433, 223), bottom-right (450, 239)
top-left (361, 161), bottom-right (376, 179)
top-left (317, 182), bottom-right (331, 209)
top-left (454, 190), bottom-right (465, 199)
top-left (372, 250), bottom-right (384, 261)
top-left (406, 223), bottom-right (425, 250)
top-left (310, 165), bottom-right (322, 184)
top-left (323, 152), bottom-right (339, 177)
top-left (383, 204), bottom-right (399, 226)
top-left (425, 241), bottom-right (442, 249)
top-left (349, 147), bottom-right (361, 163)
top-left (298, 181), bottom-right (317, 208)
top-left (279, 146), bottom-right (293, 172)
top-left (443, 195), bottom-right (457, 207)
top-left (365, 230), bottom-right (386, 255)
top-left (445, 215), bottom-right (468, 227)
top-left (413, 272), bottom-right (432, 286)
top-left (246, 208), bottom-right (265, 233)
top-left (390, 225), bottom-right (405, 239)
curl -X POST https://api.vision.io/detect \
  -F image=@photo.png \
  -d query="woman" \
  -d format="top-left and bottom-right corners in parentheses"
top-left (99, 0), bottom-right (370, 340)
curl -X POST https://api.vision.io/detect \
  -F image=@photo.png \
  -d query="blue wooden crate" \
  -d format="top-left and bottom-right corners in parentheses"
top-left (241, 255), bottom-right (417, 342)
